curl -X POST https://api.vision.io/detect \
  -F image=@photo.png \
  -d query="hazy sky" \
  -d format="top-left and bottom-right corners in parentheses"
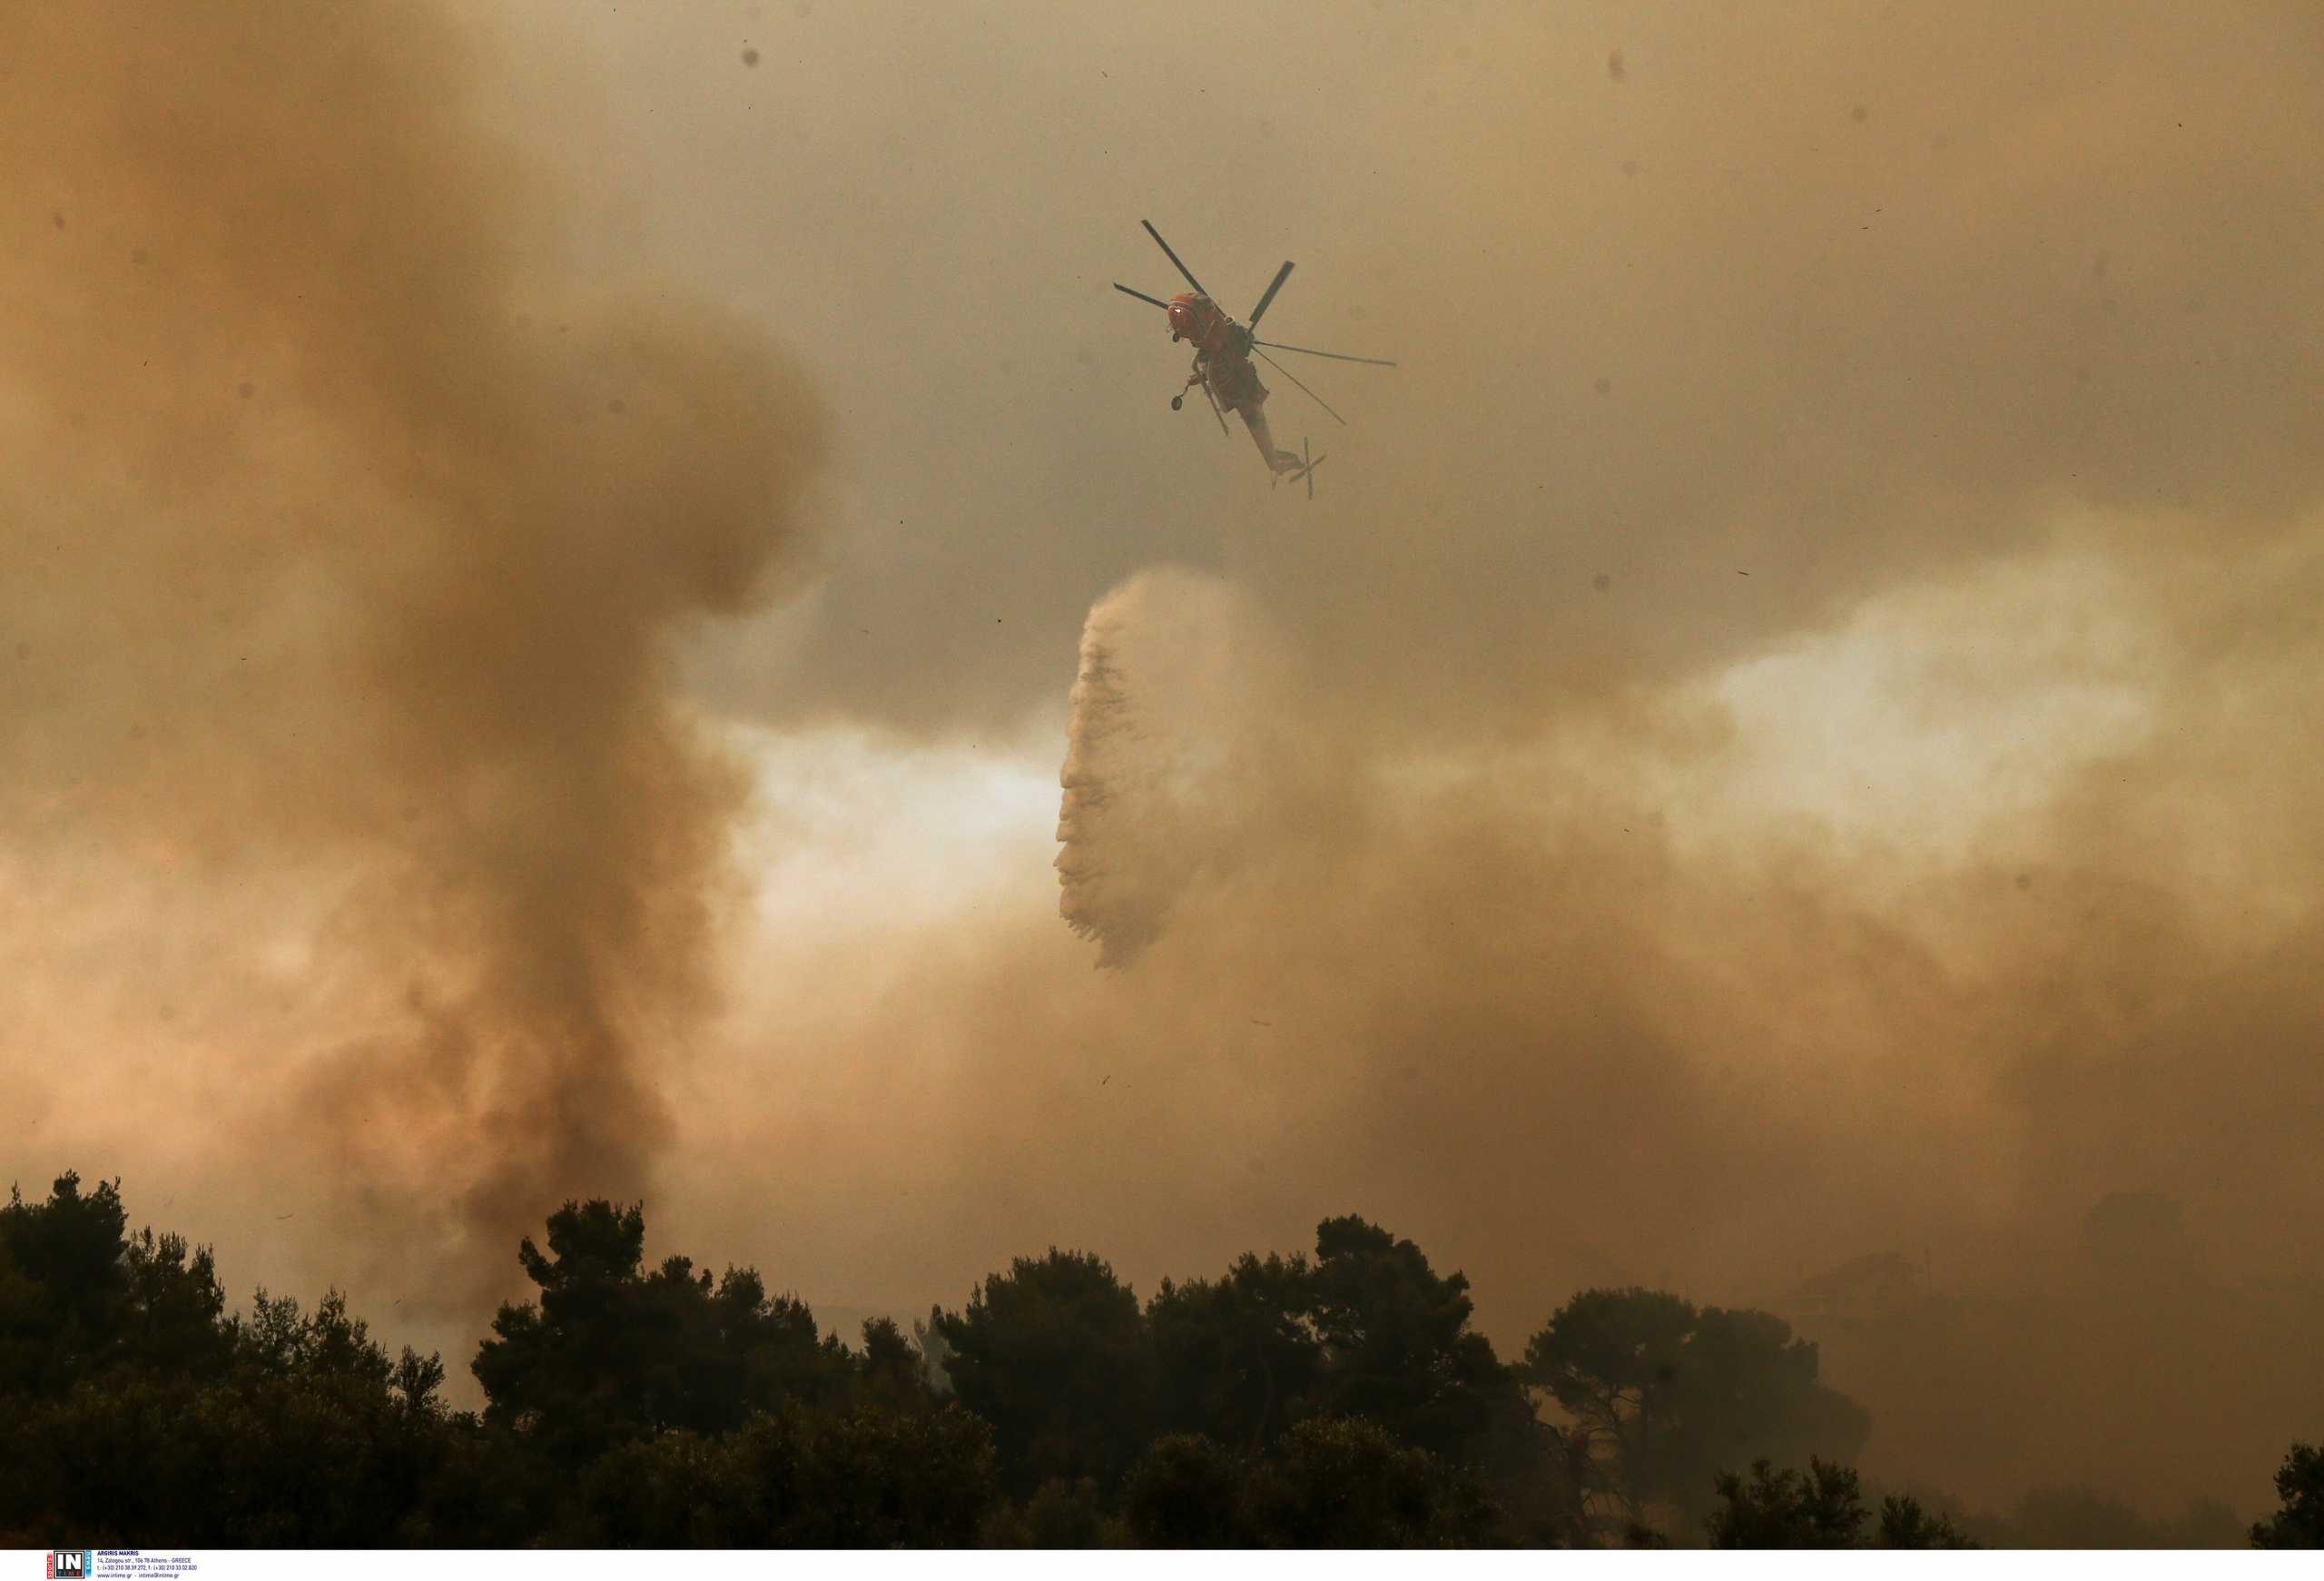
top-left (5, 0), bottom-right (2320, 1515)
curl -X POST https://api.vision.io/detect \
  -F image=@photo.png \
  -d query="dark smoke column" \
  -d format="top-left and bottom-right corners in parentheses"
top-left (0, 0), bottom-right (827, 1311)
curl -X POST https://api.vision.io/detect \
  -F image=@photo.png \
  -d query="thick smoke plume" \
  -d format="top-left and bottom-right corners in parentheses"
top-left (0, 3), bottom-right (823, 1311)
top-left (5, 0), bottom-right (2320, 1527)
top-left (693, 0), bottom-right (2324, 1493)
top-left (1004, 543), bottom-right (2324, 1512)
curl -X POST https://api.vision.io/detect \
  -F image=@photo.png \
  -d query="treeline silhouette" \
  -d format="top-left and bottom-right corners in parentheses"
top-left (0, 1172), bottom-right (2315, 1548)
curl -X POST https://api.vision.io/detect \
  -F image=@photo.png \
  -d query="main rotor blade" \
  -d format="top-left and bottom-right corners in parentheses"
top-left (1248, 261), bottom-right (1295, 329)
top-left (1255, 349), bottom-right (1348, 427)
top-left (1252, 338), bottom-right (1399, 369)
top-left (1114, 282), bottom-right (1172, 309)
top-left (1140, 219), bottom-right (1210, 298)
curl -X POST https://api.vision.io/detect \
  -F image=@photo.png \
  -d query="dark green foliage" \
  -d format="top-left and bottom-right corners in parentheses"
top-left (472, 1198), bottom-right (862, 1469)
top-left (0, 1174), bottom-right (472, 1546)
top-left (1303, 1216), bottom-right (1535, 1465)
top-left (1241, 1416), bottom-right (1501, 1547)
top-left (980, 1477), bottom-right (1131, 1547)
top-left (1522, 1286), bottom-right (1871, 1528)
top-left (856, 1315), bottom-right (929, 1406)
top-left (787, 1402), bottom-right (999, 1545)
top-left (1148, 1252), bottom-right (1321, 1452)
top-left (1877, 1494), bottom-right (1979, 1548)
top-left (1123, 1433), bottom-right (1248, 1546)
top-left (0, 1173), bottom-right (232, 1394)
top-left (0, 1170), bottom-right (2296, 1549)
top-left (2251, 1442), bottom-right (2323, 1548)
top-left (2, 1284), bottom-right (477, 1546)
top-left (931, 1249), bottom-right (1155, 1495)
top-left (1147, 1217), bottom-right (1581, 1543)
top-left (3, 1172), bottom-right (128, 1330)
top-left (0, 1175), bottom-right (943, 1548)
top-left (1709, 1460), bottom-right (1980, 1549)
top-left (1120, 1418), bottom-right (1501, 1548)
top-left (1707, 1458), bottom-right (1867, 1547)
top-left (1146, 1217), bottom-right (1532, 1465)
top-left (469, 1197), bottom-right (960, 1540)
top-left (1489, 1419), bottom-right (1592, 1548)
top-left (573, 1427), bottom-right (734, 1546)
top-left (576, 1404), bottom-right (999, 1546)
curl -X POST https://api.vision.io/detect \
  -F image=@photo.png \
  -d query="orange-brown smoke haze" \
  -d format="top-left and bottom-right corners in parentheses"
top-left (5, 0), bottom-right (2321, 1523)
top-left (0, 2), bottom-right (824, 1314)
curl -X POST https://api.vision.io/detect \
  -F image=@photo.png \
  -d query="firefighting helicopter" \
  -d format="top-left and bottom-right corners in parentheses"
top-left (1113, 220), bottom-right (1396, 496)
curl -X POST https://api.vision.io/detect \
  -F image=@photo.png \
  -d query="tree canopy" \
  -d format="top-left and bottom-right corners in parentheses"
top-left (1705, 1458), bottom-right (1978, 1549)
top-left (0, 1171), bottom-right (2299, 1549)
top-left (930, 1248), bottom-right (1156, 1495)
top-left (2251, 1442), bottom-right (2323, 1549)
top-left (1521, 1285), bottom-right (1872, 1528)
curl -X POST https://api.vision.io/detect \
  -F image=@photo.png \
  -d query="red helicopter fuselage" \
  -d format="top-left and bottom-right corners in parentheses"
top-left (1166, 293), bottom-right (1301, 474)
top-left (1166, 293), bottom-right (1265, 410)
